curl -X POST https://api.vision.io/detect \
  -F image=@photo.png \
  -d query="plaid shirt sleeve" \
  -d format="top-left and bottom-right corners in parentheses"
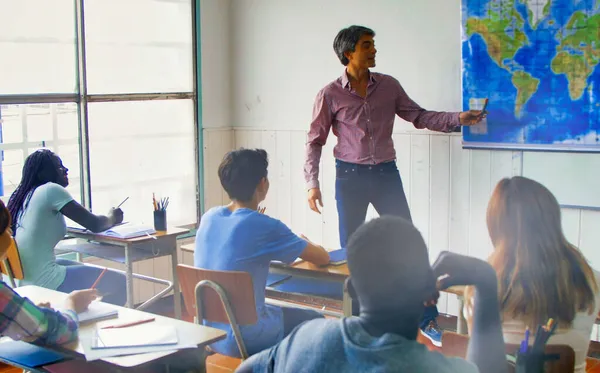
top-left (0, 282), bottom-right (79, 345)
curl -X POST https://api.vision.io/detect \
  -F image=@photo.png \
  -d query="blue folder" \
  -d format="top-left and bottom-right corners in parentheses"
top-left (328, 249), bottom-right (347, 264)
top-left (0, 341), bottom-right (66, 368)
top-left (266, 273), bottom-right (292, 287)
top-left (273, 277), bottom-right (344, 300)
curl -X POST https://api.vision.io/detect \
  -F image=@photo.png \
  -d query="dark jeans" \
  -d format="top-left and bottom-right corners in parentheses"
top-left (56, 259), bottom-right (127, 306)
top-left (335, 160), bottom-right (438, 329)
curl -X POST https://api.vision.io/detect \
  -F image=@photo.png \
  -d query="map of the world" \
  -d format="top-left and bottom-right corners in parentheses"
top-left (462, 0), bottom-right (600, 150)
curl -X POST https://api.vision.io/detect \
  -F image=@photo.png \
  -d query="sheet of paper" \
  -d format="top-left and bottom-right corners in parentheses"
top-left (93, 324), bottom-right (177, 349)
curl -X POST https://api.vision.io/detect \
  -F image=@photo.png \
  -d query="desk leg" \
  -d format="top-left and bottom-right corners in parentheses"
top-left (457, 296), bottom-right (467, 334)
top-left (125, 246), bottom-right (134, 309)
top-left (342, 286), bottom-right (352, 317)
top-left (171, 250), bottom-right (182, 319)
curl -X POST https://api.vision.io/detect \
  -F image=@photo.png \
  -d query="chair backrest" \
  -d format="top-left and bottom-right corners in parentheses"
top-left (441, 331), bottom-right (575, 373)
top-left (0, 231), bottom-right (24, 286)
top-left (176, 264), bottom-right (258, 325)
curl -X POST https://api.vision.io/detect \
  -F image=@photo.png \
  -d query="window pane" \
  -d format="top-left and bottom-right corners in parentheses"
top-left (0, 1), bottom-right (77, 94)
top-left (88, 100), bottom-right (196, 226)
top-left (0, 103), bottom-right (81, 201)
top-left (85, 0), bottom-right (193, 94)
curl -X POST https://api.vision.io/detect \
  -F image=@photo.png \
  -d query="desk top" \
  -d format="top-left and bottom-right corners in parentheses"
top-left (67, 227), bottom-right (190, 245)
top-left (270, 260), bottom-right (349, 280)
top-left (15, 286), bottom-right (225, 368)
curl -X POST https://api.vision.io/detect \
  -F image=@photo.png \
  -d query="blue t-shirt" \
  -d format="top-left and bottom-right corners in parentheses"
top-left (15, 183), bottom-right (74, 289)
top-left (194, 206), bottom-right (307, 357)
top-left (241, 317), bottom-right (480, 373)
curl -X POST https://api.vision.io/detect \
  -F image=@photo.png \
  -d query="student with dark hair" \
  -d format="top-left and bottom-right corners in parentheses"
top-left (194, 148), bottom-right (330, 357)
top-left (237, 216), bottom-right (507, 373)
top-left (0, 198), bottom-right (98, 345)
top-left (7, 149), bottom-right (126, 305)
top-left (304, 24), bottom-right (487, 345)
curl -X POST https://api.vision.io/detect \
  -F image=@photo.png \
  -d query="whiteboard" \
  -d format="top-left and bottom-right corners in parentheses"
top-left (522, 152), bottom-right (600, 210)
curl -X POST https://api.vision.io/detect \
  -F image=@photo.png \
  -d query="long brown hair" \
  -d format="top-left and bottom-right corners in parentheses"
top-left (466, 176), bottom-right (597, 328)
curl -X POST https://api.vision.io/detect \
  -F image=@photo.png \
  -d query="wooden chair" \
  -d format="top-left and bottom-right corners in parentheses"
top-left (0, 231), bottom-right (24, 288)
top-left (177, 264), bottom-right (258, 371)
top-left (441, 331), bottom-right (575, 373)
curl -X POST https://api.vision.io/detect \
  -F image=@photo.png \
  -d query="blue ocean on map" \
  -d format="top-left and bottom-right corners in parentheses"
top-left (462, 0), bottom-right (600, 149)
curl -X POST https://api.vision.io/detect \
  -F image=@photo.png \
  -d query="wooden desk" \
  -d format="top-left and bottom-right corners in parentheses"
top-left (270, 260), bottom-right (469, 333)
top-left (269, 260), bottom-right (352, 316)
top-left (13, 285), bottom-right (225, 372)
top-left (61, 227), bottom-right (189, 319)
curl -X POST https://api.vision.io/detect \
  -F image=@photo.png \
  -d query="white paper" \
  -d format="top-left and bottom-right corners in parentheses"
top-left (94, 324), bottom-right (177, 349)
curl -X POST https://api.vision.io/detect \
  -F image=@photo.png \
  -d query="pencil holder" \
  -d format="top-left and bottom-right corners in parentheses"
top-left (514, 352), bottom-right (559, 373)
top-left (153, 210), bottom-right (167, 231)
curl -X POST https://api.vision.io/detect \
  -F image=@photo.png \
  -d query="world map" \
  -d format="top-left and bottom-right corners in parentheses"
top-left (462, 0), bottom-right (600, 149)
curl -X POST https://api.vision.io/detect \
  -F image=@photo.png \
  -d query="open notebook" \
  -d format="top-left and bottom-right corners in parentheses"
top-left (96, 223), bottom-right (156, 239)
top-left (67, 220), bottom-right (155, 239)
top-left (52, 301), bottom-right (118, 324)
top-left (91, 324), bottom-right (178, 350)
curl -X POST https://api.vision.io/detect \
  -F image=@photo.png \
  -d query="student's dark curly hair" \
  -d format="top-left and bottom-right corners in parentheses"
top-left (0, 200), bottom-right (11, 235)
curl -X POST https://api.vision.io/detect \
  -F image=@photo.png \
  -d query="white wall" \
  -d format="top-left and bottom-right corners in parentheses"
top-left (226, 0), bottom-right (600, 317)
top-left (200, 0), bottom-right (231, 129)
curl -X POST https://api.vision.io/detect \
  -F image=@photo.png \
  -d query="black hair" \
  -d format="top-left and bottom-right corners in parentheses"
top-left (218, 148), bottom-right (268, 203)
top-left (0, 200), bottom-right (10, 235)
top-left (333, 25), bottom-right (375, 66)
top-left (7, 149), bottom-right (62, 233)
top-left (347, 216), bottom-right (435, 310)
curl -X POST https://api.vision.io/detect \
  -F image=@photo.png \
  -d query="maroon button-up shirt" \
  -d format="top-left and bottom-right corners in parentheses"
top-left (304, 71), bottom-right (460, 189)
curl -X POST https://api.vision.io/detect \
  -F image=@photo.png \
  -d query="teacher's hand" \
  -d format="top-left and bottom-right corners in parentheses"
top-left (459, 110), bottom-right (487, 125)
top-left (307, 188), bottom-right (323, 214)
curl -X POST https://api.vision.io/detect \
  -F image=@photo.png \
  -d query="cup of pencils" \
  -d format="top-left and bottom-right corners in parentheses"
top-left (514, 319), bottom-right (558, 373)
top-left (153, 193), bottom-right (169, 232)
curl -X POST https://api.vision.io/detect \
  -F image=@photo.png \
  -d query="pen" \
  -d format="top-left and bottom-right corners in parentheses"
top-left (101, 318), bottom-right (155, 329)
top-left (153, 193), bottom-right (158, 211)
top-left (116, 197), bottom-right (129, 209)
top-left (90, 268), bottom-right (108, 289)
top-left (524, 327), bottom-right (530, 353)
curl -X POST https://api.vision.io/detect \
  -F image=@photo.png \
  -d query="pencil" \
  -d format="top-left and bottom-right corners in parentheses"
top-left (116, 197), bottom-right (129, 209)
top-left (90, 268), bottom-right (108, 289)
top-left (101, 318), bottom-right (155, 329)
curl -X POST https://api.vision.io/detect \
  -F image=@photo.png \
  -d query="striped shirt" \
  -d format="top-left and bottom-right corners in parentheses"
top-left (304, 71), bottom-right (461, 189)
top-left (0, 282), bottom-right (78, 345)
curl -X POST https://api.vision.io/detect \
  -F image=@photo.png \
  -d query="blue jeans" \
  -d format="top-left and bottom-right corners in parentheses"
top-left (56, 259), bottom-right (127, 306)
top-left (335, 160), bottom-right (438, 329)
top-left (281, 306), bottom-right (324, 336)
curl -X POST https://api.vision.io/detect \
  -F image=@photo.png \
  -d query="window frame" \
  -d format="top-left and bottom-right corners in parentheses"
top-left (0, 0), bottom-right (203, 226)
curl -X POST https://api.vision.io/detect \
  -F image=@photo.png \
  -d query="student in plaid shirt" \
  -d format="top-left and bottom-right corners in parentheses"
top-left (0, 199), bottom-right (97, 345)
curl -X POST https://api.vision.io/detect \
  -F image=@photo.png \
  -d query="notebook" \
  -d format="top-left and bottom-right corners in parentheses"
top-left (91, 324), bottom-right (178, 349)
top-left (328, 249), bottom-right (347, 266)
top-left (0, 340), bottom-right (66, 368)
top-left (96, 223), bottom-right (156, 239)
top-left (52, 301), bottom-right (118, 324)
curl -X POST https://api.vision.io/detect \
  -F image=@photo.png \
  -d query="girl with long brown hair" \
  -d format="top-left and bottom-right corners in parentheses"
top-left (464, 176), bottom-right (599, 373)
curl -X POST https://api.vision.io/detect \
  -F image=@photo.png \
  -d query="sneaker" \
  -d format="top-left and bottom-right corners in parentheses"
top-left (420, 321), bottom-right (443, 347)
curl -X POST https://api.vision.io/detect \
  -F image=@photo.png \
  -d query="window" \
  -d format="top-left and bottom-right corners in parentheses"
top-left (0, 0), bottom-right (198, 226)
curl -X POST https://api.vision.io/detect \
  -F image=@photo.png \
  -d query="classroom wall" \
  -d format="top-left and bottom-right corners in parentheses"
top-left (226, 0), bottom-right (600, 318)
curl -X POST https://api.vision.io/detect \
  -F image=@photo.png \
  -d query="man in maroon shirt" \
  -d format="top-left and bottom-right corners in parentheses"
top-left (304, 25), bottom-right (484, 346)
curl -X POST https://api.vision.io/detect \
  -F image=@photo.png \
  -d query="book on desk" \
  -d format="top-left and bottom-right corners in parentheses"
top-left (67, 221), bottom-right (156, 239)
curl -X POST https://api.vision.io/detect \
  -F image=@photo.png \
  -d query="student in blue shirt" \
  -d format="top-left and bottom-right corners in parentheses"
top-left (237, 216), bottom-right (507, 373)
top-left (194, 148), bottom-right (330, 357)
top-left (7, 149), bottom-right (126, 305)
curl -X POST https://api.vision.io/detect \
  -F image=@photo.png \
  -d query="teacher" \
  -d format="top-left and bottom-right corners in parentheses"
top-left (303, 25), bottom-right (485, 347)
